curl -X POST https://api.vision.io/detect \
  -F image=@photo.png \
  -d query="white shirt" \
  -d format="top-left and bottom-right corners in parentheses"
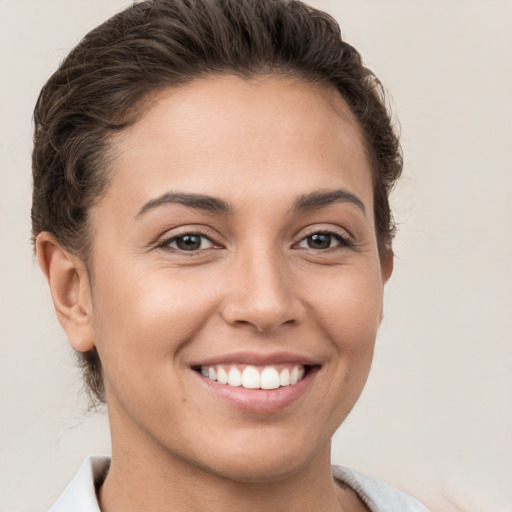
top-left (49, 456), bottom-right (428, 512)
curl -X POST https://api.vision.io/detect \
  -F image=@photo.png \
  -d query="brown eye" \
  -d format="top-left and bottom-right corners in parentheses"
top-left (297, 231), bottom-right (350, 250)
top-left (165, 233), bottom-right (214, 251)
top-left (306, 233), bottom-right (333, 249)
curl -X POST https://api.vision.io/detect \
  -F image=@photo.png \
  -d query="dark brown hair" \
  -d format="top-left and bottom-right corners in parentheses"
top-left (32, 0), bottom-right (402, 405)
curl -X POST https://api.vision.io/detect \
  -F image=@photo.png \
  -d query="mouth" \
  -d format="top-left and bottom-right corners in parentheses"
top-left (192, 363), bottom-right (310, 390)
top-left (190, 355), bottom-right (320, 413)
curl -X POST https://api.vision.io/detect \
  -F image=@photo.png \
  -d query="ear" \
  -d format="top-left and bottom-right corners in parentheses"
top-left (379, 246), bottom-right (394, 323)
top-left (36, 232), bottom-right (95, 352)
top-left (381, 246), bottom-right (394, 284)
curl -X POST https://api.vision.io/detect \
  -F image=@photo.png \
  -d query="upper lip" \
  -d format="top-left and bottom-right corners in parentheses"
top-left (191, 351), bottom-right (322, 367)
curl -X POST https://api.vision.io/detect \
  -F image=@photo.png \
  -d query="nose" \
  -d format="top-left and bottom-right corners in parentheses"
top-left (220, 247), bottom-right (305, 333)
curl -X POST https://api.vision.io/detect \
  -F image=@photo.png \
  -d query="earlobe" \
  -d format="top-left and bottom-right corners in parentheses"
top-left (36, 232), bottom-right (95, 352)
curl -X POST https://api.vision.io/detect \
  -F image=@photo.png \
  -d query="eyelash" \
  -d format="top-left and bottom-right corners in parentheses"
top-left (156, 227), bottom-right (354, 254)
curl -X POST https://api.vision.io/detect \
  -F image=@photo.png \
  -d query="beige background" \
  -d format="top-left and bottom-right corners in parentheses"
top-left (1, 1), bottom-right (511, 511)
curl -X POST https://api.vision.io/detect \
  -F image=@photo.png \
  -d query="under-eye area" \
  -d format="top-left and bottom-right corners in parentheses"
top-left (192, 364), bottom-right (317, 390)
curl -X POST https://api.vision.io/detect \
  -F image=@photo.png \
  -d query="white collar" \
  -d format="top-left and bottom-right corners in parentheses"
top-left (48, 455), bottom-right (109, 512)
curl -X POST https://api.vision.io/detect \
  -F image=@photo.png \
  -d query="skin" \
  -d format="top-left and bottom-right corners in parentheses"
top-left (38, 75), bottom-right (392, 512)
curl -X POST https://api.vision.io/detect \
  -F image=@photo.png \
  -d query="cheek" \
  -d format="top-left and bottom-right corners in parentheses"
top-left (289, 265), bottom-right (383, 428)
top-left (89, 266), bottom-right (226, 431)
top-left (304, 265), bottom-right (384, 347)
top-left (90, 264), bottom-right (221, 378)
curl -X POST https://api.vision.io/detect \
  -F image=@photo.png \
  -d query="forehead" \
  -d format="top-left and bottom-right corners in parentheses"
top-left (104, 75), bottom-right (373, 213)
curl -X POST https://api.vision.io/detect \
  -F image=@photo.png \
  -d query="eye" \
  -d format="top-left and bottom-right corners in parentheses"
top-left (163, 233), bottom-right (215, 252)
top-left (296, 231), bottom-right (350, 250)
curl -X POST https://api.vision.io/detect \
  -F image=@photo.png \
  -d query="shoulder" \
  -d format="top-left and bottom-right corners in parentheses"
top-left (48, 456), bottom-right (110, 512)
top-left (332, 465), bottom-right (429, 512)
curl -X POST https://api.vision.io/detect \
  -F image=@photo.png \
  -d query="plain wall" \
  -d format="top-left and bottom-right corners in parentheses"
top-left (1, 1), bottom-right (511, 511)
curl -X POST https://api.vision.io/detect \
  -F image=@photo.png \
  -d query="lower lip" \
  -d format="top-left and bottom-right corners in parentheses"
top-left (193, 367), bottom-right (318, 413)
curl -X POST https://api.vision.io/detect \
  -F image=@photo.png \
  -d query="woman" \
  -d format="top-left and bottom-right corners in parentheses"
top-left (32, 0), bottom-right (427, 510)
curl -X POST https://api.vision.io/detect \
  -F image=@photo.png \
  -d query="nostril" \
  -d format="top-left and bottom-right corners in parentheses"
top-left (219, 272), bottom-right (305, 332)
top-left (227, 311), bottom-right (299, 333)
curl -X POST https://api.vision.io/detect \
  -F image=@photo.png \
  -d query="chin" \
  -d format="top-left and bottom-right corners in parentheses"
top-left (188, 424), bottom-right (332, 484)
top-left (206, 452), bottom-right (316, 484)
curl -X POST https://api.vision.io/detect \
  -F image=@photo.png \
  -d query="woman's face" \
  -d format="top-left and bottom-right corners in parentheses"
top-left (85, 75), bottom-right (391, 481)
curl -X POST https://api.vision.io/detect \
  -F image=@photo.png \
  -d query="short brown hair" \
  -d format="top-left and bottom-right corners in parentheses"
top-left (32, 0), bottom-right (402, 405)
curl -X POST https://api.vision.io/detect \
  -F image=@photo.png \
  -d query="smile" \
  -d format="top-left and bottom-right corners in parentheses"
top-left (191, 353), bottom-right (319, 412)
top-left (198, 364), bottom-right (306, 390)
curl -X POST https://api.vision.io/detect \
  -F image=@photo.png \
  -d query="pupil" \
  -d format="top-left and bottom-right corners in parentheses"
top-left (177, 234), bottom-right (201, 251)
top-left (308, 233), bottom-right (331, 249)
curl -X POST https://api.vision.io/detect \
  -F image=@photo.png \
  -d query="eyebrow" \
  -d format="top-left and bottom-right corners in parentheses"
top-left (293, 189), bottom-right (366, 216)
top-left (135, 192), bottom-right (233, 218)
top-left (135, 188), bottom-right (366, 219)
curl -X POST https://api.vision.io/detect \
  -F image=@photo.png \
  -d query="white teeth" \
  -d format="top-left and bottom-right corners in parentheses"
top-left (227, 366), bottom-right (242, 387)
top-left (279, 368), bottom-right (291, 386)
top-left (199, 364), bottom-right (307, 389)
top-left (260, 367), bottom-right (280, 389)
top-left (242, 366), bottom-right (260, 389)
top-left (217, 366), bottom-right (228, 384)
